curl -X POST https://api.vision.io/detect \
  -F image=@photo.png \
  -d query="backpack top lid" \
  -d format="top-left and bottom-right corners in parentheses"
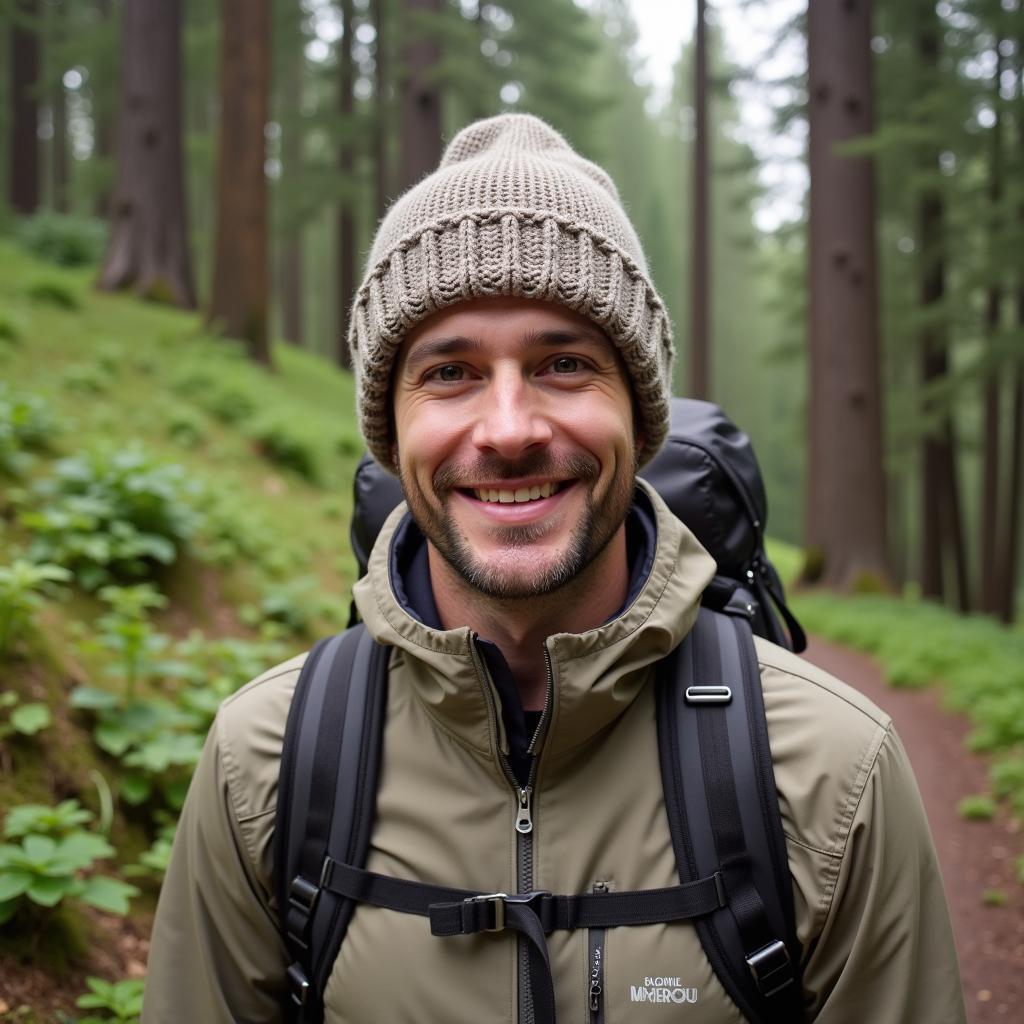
top-left (639, 398), bottom-right (767, 579)
top-left (347, 397), bottom-right (804, 651)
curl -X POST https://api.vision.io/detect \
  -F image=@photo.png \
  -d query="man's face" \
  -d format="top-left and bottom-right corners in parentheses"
top-left (392, 297), bottom-right (639, 600)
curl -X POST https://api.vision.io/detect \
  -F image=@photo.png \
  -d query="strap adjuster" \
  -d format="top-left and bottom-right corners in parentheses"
top-left (745, 938), bottom-right (794, 997)
top-left (465, 892), bottom-right (508, 931)
top-left (684, 685), bottom-right (732, 704)
top-left (286, 962), bottom-right (311, 1007)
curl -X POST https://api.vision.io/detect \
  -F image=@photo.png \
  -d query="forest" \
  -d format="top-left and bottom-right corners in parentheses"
top-left (0, 0), bottom-right (1022, 1020)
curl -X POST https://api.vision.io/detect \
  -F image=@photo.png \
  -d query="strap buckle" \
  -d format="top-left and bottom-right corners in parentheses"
top-left (465, 892), bottom-right (508, 931)
top-left (745, 938), bottom-right (794, 997)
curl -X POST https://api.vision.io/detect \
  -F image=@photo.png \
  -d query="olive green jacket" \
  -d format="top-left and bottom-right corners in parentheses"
top-left (143, 483), bottom-right (965, 1023)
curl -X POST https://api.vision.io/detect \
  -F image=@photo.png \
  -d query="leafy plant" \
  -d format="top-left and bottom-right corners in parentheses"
top-left (0, 385), bottom-right (59, 476)
top-left (246, 415), bottom-right (322, 483)
top-left (240, 576), bottom-right (348, 636)
top-left (123, 823), bottom-right (175, 880)
top-left (0, 558), bottom-right (72, 657)
top-left (4, 800), bottom-right (93, 840)
top-left (62, 363), bottom-right (112, 396)
top-left (956, 795), bottom-right (995, 821)
top-left (26, 277), bottom-right (81, 310)
top-left (22, 447), bottom-right (202, 590)
top-left (0, 811), bottom-right (138, 924)
top-left (166, 408), bottom-right (209, 448)
top-left (75, 976), bottom-right (145, 1024)
top-left (15, 212), bottom-right (107, 267)
top-left (0, 692), bottom-right (52, 739)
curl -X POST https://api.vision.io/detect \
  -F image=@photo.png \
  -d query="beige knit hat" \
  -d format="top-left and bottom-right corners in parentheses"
top-left (347, 113), bottom-right (674, 468)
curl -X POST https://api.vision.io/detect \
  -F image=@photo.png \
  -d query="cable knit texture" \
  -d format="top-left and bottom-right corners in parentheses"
top-left (348, 113), bottom-right (675, 469)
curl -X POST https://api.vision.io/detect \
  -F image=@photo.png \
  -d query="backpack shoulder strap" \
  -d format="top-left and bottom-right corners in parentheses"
top-left (274, 624), bottom-right (390, 1022)
top-left (656, 606), bottom-right (805, 1024)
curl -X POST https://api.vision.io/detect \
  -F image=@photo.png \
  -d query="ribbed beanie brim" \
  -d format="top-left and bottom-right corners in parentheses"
top-left (347, 113), bottom-right (674, 469)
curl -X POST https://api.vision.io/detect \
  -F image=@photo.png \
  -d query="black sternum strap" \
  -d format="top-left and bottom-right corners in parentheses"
top-left (317, 856), bottom-right (727, 1024)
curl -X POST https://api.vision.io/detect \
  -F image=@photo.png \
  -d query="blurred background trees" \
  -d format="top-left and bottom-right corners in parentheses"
top-left (1, 0), bottom-right (1021, 622)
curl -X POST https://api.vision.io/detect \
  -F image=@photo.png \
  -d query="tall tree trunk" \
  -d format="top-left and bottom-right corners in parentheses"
top-left (9, 0), bottom-right (41, 214)
top-left (689, 0), bottom-right (710, 400)
top-left (805, 0), bottom-right (889, 590)
top-left (280, 41), bottom-right (304, 347)
top-left (208, 0), bottom-right (271, 365)
top-left (398, 0), bottom-right (442, 191)
top-left (337, 0), bottom-right (356, 369)
top-left (50, 0), bottom-right (68, 212)
top-left (98, 0), bottom-right (195, 308)
top-left (93, 0), bottom-right (114, 217)
top-left (373, 0), bottom-right (389, 219)
top-left (980, 46), bottom-right (1004, 615)
top-left (916, 8), bottom-right (968, 610)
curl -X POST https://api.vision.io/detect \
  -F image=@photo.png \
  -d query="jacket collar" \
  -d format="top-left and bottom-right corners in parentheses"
top-left (352, 478), bottom-right (717, 764)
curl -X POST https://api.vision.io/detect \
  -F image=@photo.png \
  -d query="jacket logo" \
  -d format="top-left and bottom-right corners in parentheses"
top-left (629, 977), bottom-right (699, 1004)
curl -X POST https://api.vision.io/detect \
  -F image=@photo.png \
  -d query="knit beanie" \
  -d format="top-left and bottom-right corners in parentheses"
top-left (347, 113), bottom-right (674, 469)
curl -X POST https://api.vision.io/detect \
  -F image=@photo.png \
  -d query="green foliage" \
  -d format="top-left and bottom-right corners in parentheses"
top-left (0, 308), bottom-right (26, 345)
top-left (26, 278), bottom-right (81, 311)
top-left (0, 809), bottom-right (138, 924)
top-left (981, 888), bottom-right (1007, 908)
top-left (75, 976), bottom-right (145, 1024)
top-left (4, 800), bottom-right (94, 840)
top-left (956, 795), bottom-right (996, 822)
top-left (62, 363), bottom-right (113, 396)
top-left (0, 385), bottom-right (59, 477)
top-left (21, 448), bottom-right (202, 590)
top-left (795, 593), bottom-right (1024, 816)
top-left (246, 415), bottom-right (322, 483)
top-left (166, 408), bottom-right (209, 449)
top-left (0, 559), bottom-right (72, 658)
top-left (123, 824), bottom-right (175, 880)
top-left (240, 576), bottom-right (347, 636)
top-left (0, 693), bottom-right (53, 740)
top-left (15, 213), bottom-right (108, 268)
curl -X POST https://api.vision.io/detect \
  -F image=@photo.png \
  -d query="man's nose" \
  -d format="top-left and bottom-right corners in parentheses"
top-left (471, 372), bottom-right (553, 458)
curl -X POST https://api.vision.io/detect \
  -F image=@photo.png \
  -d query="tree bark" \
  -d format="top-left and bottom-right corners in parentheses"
top-left (980, 47), bottom-right (1003, 615)
top-left (916, 8), bottom-right (968, 610)
top-left (9, 0), bottom-right (41, 215)
top-left (98, 0), bottom-right (195, 307)
top-left (279, 40), bottom-right (304, 347)
top-left (50, 0), bottom-right (69, 212)
top-left (805, 0), bottom-right (890, 590)
top-left (373, 0), bottom-right (389, 219)
top-left (398, 0), bottom-right (442, 191)
top-left (337, 0), bottom-right (356, 369)
top-left (208, 0), bottom-right (271, 365)
top-left (689, 0), bottom-right (710, 400)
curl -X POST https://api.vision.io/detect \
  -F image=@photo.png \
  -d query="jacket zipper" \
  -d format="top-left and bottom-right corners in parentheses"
top-left (470, 635), bottom-right (555, 1024)
top-left (589, 882), bottom-right (607, 1024)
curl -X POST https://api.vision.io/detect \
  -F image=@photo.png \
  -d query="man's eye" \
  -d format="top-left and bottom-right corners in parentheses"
top-left (433, 364), bottom-right (464, 382)
top-left (551, 357), bottom-right (582, 374)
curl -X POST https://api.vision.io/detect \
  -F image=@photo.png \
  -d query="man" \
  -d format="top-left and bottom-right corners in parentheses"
top-left (144, 114), bottom-right (965, 1022)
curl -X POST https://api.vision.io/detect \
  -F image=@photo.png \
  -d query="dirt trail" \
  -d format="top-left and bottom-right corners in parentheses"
top-left (803, 637), bottom-right (1024, 1024)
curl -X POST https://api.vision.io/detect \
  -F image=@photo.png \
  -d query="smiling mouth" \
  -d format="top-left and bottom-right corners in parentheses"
top-left (469, 481), bottom-right (566, 504)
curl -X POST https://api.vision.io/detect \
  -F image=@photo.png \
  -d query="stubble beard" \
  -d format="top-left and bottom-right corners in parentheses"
top-left (399, 451), bottom-right (636, 601)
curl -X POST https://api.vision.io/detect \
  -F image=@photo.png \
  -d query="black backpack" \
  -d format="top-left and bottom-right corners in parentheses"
top-left (275, 398), bottom-right (807, 1024)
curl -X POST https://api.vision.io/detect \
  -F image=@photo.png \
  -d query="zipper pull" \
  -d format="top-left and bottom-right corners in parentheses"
top-left (515, 786), bottom-right (533, 834)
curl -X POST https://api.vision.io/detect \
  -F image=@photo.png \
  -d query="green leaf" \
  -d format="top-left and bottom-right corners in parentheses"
top-left (118, 774), bottom-right (152, 806)
top-left (21, 833), bottom-right (57, 863)
top-left (70, 685), bottom-right (121, 711)
top-left (57, 831), bottom-right (115, 868)
top-left (9, 701), bottom-right (51, 734)
top-left (94, 721), bottom-right (135, 757)
top-left (27, 874), bottom-right (73, 906)
top-left (0, 869), bottom-right (33, 901)
top-left (0, 898), bottom-right (17, 924)
top-left (78, 874), bottom-right (139, 915)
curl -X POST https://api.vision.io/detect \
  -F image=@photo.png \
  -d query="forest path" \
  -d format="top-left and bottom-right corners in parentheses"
top-left (803, 638), bottom-right (1024, 1024)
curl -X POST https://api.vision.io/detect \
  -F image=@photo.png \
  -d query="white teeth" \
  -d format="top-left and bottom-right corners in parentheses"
top-left (473, 482), bottom-right (560, 504)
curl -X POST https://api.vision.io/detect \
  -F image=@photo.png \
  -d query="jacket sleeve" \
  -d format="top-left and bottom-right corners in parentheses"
top-left (141, 712), bottom-right (289, 1023)
top-left (805, 724), bottom-right (966, 1023)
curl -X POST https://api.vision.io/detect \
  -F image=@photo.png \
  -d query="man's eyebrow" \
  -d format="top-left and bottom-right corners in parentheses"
top-left (526, 327), bottom-right (609, 348)
top-left (402, 335), bottom-right (481, 373)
